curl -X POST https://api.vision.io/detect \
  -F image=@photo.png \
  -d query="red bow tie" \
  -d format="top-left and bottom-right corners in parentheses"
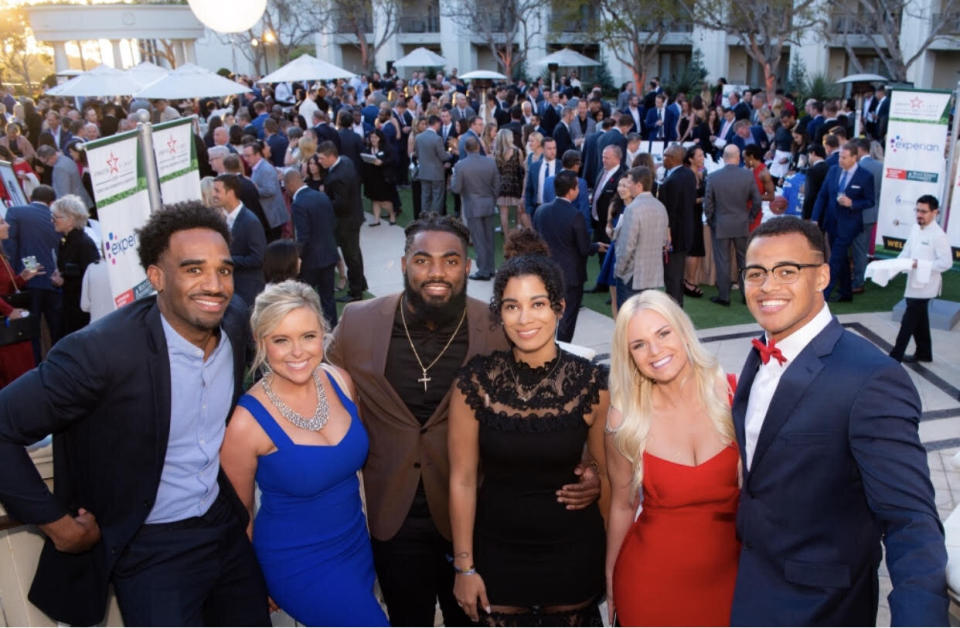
top-left (752, 338), bottom-right (787, 366)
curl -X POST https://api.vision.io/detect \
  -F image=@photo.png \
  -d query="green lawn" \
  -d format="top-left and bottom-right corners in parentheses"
top-left (362, 188), bottom-right (960, 330)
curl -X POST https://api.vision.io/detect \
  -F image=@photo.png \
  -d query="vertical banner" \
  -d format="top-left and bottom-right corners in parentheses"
top-left (875, 89), bottom-right (952, 253)
top-left (948, 144), bottom-right (960, 262)
top-left (152, 116), bottom-right (201, 205)
top-left (85, 130), bottom-right (154, 309)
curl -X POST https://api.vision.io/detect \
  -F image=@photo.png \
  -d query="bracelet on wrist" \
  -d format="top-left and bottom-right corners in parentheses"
top-left (454, 565), bottom-right (477, 576)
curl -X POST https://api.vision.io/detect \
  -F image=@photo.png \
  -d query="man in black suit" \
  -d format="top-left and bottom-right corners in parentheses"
top-left (336, 109), bottom-right (364, 168)
top-left (311, 110), bottom-right (341, 152)
top-left (285, 169), bottom-right (339, 326)
top-left (802, 144), bottom-right (830, 225)
top-left (658, 144), bottom-right (698, 306)
top-left (730, 91), bottom-right (751, 121)
top-left (591, 144), bottom-right (626, 248)
top-left (222, 154), bottom-right (272, 241)
top-left (317, 141), bottom-right (366, 302)
top-left (553, 105), bottom-right (575, 157)
top-left (213, 174), bottom-right (266, 309)
top-left (0, 203), bottom-right (270, 627)
top-left (503, 105), bottom-right (524, 151)
top-left (533, 171), bottom-right (605, 342)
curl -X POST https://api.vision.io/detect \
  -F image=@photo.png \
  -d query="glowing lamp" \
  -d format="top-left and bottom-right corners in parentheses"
top-left (187, 0), bottom-right (267, 33)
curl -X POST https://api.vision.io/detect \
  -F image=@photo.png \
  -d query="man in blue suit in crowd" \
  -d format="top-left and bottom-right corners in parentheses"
top-left (811, 140), bottom-right (875, 302)
top-left (542, 150), bottom-right (590, 227)
top-left (642, 93), bottom-right (677, 142)
top-left (732, 216), bottom-right (947, 626)
top-left (2, 185), bottom-right (62, 357)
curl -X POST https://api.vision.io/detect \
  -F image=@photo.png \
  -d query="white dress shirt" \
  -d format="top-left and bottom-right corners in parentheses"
top-left (898, 220), bottom-right (953, 299)
top-left (223, 202), bottom-right (243, 230)
top-left (744, 303), bottom-right (833, 469)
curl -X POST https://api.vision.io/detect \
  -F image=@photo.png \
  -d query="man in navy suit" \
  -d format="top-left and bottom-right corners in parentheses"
top-left (213, 174), bottom-right (265, 309)
top-left (552, 105), bottom-right (575, 157)
top-left (596, 115), bottom-right (632, 168)
top-left (643, 93), bottom-right (677, 141)
top-left (811, 141), bottom-right (874, 302)
top-left (732, 216), bottom-right (947, 626)
top-left (533, 171), bottom-right (604, 342)
top-left (285, 169), bottom-right (339, 326)
top-left (0, 203), bottom-right (270, 627)
top-left (2, 184), bottom-right (62, 356)
top-left (524, 137), bottom-right (559, 220)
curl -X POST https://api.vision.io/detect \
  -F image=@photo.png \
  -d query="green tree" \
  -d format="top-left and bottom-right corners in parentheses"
top-left (689, 0), bottom-right (823, 102)
top-left (664, 47), bottom-right (707, 98)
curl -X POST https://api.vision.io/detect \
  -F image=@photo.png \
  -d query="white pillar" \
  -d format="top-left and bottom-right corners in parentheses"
top-left (373, 0), bottom-right (402, 72)
top-left (790, 0), bottom-right (829, 80)
top-left (172, 39), bottom-right (185, 67)
top-left (438, 0), bottom-right (471, 73)
top-left (111, 39), bottom-right (124, 68)
top-left (53, 42), bottom-right (69, 72)
top-left (902, 0), bottom-right (936, 87)
top-left (184, 39), bottom-right (197, 64)
top-left (693, 26), bottom-right (728, 82)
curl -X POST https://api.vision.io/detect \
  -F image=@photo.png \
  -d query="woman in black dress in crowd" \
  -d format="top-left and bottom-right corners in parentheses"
top-left (449, 252), bottom-right (609, 626)
top-left (683, 145), bottom-right (707, 298)
top-left (304, 154), bottom-right (324, 191)
top-left (49, 195), bottom-right (100, 335)
top-left (362, 129), bottom-right (396, 226)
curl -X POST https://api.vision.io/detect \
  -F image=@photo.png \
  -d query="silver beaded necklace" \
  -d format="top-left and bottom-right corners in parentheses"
top-left (261, 367), bottom-right (329, 431)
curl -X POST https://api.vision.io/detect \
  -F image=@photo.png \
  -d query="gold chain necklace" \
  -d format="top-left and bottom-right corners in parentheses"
top-left (399, 295), bottom-right (467, 392)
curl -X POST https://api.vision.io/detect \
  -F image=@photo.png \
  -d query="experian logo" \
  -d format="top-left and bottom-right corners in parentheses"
top-left (888, 135), bottom-right (940, 153)
top-left (104, 230), bottom-right (138, 266)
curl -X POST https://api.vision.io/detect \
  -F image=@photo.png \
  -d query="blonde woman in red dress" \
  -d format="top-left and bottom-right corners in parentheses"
top-left (606, 290), bottom-right (740, 626)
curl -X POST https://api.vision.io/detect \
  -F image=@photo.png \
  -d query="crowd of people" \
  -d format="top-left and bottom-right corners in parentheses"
top-left (0, 69), bottom-right (952, 627)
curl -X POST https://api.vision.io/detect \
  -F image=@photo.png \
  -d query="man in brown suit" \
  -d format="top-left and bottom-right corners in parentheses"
top-left (327, 214), bottom-right (600, 626)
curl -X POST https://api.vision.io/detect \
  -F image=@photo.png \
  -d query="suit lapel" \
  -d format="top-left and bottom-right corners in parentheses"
top-left (748, 320), bottom-right (842, 475)
top-left (733, 339), bottom-right (761, 471)
top-left (145, 304), bottom-right (172, 484)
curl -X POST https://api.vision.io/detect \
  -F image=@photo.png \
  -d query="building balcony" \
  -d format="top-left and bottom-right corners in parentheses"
top-left (398, 14), bottom-right (440, 33)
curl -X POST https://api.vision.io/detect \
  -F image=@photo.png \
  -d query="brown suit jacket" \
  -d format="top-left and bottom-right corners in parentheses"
top-left (327, 294), bottom-right (508, 541)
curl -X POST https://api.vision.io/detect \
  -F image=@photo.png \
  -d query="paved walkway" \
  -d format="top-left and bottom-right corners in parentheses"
top-left (355, 217), bottom-right (960, 627)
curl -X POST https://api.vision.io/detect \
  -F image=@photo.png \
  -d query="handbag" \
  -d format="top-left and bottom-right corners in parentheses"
top-left (0, 255), bottom-right (38, 347)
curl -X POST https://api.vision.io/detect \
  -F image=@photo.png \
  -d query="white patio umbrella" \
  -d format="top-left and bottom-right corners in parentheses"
top-left (258, 54), bottom-right (355, 84)
top-left (135, 63), bottom-right (252, 99)
top-left (459, 70), bottom-right (507, 80)
top-left (46, 64), bottom-right (146, 97)
top-left (533, 48), bottom-right (600, 91)
top-left (124, 61), bottom-right (169, 86)
top-left (393, 47), bottom-right (447, 68)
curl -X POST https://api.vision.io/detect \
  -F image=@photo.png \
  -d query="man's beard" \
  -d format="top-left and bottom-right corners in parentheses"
top-left (403, 274), bottom-right (467, 326)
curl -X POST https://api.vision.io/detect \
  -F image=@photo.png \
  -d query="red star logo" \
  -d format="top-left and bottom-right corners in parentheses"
top-left (909, 96), bottom-right (923, 109)
top-left (106, 152), bottom-right (119, 174)
top-left (167, 137), bottom-right (177, 154)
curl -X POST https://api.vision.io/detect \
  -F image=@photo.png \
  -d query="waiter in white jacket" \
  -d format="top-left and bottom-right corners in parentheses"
top-left (889, 194), bottom-right (953, 363)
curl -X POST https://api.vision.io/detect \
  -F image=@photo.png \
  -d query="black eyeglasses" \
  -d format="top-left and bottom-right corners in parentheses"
top-left (741, 262), bottom-right (823, 285)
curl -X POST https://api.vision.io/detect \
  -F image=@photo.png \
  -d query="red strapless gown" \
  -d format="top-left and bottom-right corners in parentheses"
top-left (613, 445), bottom-right (740, 626)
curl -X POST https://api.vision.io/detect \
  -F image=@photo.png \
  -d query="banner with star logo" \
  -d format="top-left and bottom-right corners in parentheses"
top-left (152, 116), bottom-right (201, 205)
top-left (875, 89), bottom-right (952, 253)
top-left (85, 129), bottom-right (153, 310)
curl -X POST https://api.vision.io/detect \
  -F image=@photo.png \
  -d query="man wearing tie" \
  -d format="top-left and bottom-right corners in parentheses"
top-left (524, 137), bottom-right (558, 222)
top-left (811, 141), bottom-right (875, 302)
top-left (643, 94), bottom-right (677, 142)
top-left (731, 216), bottom-right (947, 626)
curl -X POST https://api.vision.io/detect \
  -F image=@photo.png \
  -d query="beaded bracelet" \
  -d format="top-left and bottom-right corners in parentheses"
top-left (453, 565), bottom-right (478, 576)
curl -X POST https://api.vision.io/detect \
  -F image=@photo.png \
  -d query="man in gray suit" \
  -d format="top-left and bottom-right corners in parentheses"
top-left (415, 115), bottom-right (452, 215)
top-left (450, 136), bottom-right (499, 280)
top-left (242, 141), bottom-right (287, 241)
top-left (451, 93), bottom-right (476, 125)
top-left (569, 98), bottom-right (597, 149)
top-left (852, 137), bottom-right (882, 293)
top-left (37, 145), bottom-right (93, 209)
top-left (704, 144), bottom-right (761, 306)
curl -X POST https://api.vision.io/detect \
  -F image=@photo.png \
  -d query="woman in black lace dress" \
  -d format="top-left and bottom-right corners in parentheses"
top-left (449, 254), bottom-right (610, 627)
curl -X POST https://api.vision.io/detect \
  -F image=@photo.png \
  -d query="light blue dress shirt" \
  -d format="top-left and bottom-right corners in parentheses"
top-left (145, 315), bottom-right (234, 524)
